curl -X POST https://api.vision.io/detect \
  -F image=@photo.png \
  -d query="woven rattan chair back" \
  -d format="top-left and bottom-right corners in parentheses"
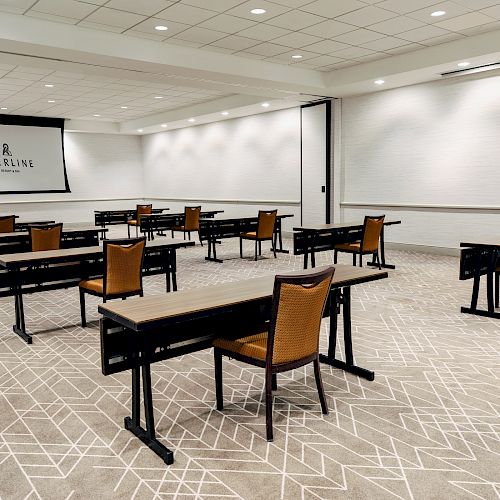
top-left (0, 215), bottom-right (15, 233)
top-left (267, 267), bottom-right (334, 365)
top-left (257, 210), bottom-right (277, 239)
top-left (136, 204), bottom-right (152, 224)
top-left (184, 206), bottom-right (201, 231)
top-left (104, 238), bottom-right (146, 296)
top-left (29, 224), bottom-right (63, 252)
top-left (361, 215), bottom-right (385, 253)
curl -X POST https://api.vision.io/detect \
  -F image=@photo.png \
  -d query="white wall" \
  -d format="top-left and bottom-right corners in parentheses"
top-left (142, 108), bottom-right (301, 231)
top-left (0, 132), bottom-right (143, 224)
top-left (340, 74), bottom-right (500, 249)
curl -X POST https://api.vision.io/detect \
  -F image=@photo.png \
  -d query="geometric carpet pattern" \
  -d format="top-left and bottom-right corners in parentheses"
top-left (0, 232), bottom-right (499, 499)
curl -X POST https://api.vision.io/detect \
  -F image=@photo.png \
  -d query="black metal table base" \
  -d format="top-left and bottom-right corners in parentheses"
top-left (460, 307), bottom-right (500, 319)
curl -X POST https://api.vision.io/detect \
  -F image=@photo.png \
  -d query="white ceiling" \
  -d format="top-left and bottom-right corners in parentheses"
top-left (1, 0), bottom-right (500, 132)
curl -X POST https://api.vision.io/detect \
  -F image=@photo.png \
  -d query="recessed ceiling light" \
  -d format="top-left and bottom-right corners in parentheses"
top-left (154, 96), bottom-right (163, 99)
top-left (250, 8), bottom-right (266, 14)
top-left (44, 84), bottom-right (54, 88)
top-left (161, 123), bottom-right (167, 128)
top-left (47, 100), bottom-right (55, 103)
top-left (137, 129), bottom-right (143, 132)
top-left (188, 118), bottom-right (195, 122)
top-left (1, 107), bottom-right (7, 110)
top-left (261, 102), bottom-right (270, 108)
top-left (93, 114), bottom-right (101, 117)
top-left (121, 106), bottom-right (128, 109)
top-left (431, 10), bottom-right (446, 16)
top-left (155, 25), bottom-right (168, 31)
top-left (457, 61), bottom-right (470, 67)
top-left (374, 79), bottom-right (385, 85)
top-left (291, 54), bottom-right (303, 59)
top-left (221, 111), bottom-right (229, 116)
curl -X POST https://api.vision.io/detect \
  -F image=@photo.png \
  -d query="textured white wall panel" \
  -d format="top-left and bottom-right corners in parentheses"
top-left (341, 75), bottom-right (500, 248)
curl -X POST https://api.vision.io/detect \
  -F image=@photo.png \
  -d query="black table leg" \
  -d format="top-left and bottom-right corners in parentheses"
top-left (12, 266), bottom-right (32, 344)
top-left (319, 287), bottom-right (374, 381)
top-left (171, 249), bottom-right (177, 292)
top-left (124, 362), bottom-right (174, 465)
top-left (205, 226), bottom-right (223, 263)
top-left (273, 219), bottom-right (289, 254)
top-left (368, 226), bottom-right (395, 270)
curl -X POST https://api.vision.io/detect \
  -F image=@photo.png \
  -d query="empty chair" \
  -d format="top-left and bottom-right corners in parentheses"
top-left (28, 223), bottom-right (63, 252)
top-left (78, 237), bottom-right (146, 327)
top-left (0, 215), bottom-right (15, 233)
top-left (213, 266), bottom-right (335, 441)
top-left (240, 210), bottom-right (277, 261)
top-left (334, 215), bottom-right (385, 269)
top-left (171, 206), bottom-right (202, 245)
top-left (127, 204), bottom-right (152, 238)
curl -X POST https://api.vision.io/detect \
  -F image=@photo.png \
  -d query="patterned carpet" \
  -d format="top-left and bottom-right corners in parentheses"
top-left (0, 231), bottom-right (499, 500)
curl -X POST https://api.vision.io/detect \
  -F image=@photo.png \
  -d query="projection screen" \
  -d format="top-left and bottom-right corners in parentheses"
top-left (0, 115), bottom-right (70, 194)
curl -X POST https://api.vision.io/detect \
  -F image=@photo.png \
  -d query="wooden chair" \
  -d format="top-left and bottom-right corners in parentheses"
top-left (79, 237), bottom-right (146, 327)
top-left (0, 215), bottom-right (15, 233)
top-left (213, 266), bottom-right (335, 441)
top-left (127, 204), bottom-right (152, 238)
top-left (334, 215), bottom-right (385, 269)
top-left (171, 206), bottom-right (202, 245)
top-left (28, 223), bottom-right (63, 251)
top-left (240, 210), bottom-right (277, 261)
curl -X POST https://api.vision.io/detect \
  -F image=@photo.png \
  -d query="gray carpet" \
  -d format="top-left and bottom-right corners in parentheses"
top-left (0, 231), bottom-right (499, 499)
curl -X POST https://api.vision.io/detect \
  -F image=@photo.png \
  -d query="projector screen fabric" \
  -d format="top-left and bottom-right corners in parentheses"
top-left (0, 115), bottom-right (70, 194)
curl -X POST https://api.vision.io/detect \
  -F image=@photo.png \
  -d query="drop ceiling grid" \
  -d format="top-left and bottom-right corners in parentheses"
top-left (3, 0), bottom-right (500, 71)
top-left (0, 64), bottom-right (231, 120)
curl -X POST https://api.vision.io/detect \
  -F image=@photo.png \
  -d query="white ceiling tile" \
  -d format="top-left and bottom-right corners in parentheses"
top-left (83, 7), bottom-right (146, 29)
top-left (300, 0), bottom-right (366, 18)
top-left (225, 1), bottom-right (291, 21)
top-left (129, 18), bottom-right (190, 37)
top-left (305, 54), bottom-right (345, 66)
top-left (270, 31), bottom-right (323, 48)
top-left (480, 4), bottom-right (500, 19)
top-left (235, 23), bottom-right (290, 41)
top-left (173, 26), bottom-right (227, 44)
top-left (0, 0), bottom-right (38, 14)
top-left (303, 39), bottom-right (350, 54)
top-left (398, 24), bottom-right (451, 42)
top-left (335, 6), bottom-right (397, 27)
top-left (77, 20), bottom-right (124, 32)
top-left (268, 0), bottom-right (312, 7)
top-left (210, 34), bottom-right (261, 50)
top-left (459, 19), bottom-right (500, 35)
top-left (25, 10), bottom-right (79, 25)
top-left (301, 19), bottom-right (357, 37)
top-left (334, 28), bottom-right (384, 44)
top-left (435, 12), bottom-right (494, 31)
top-left (408, 2), bottom-right (472, 24)
top-left (418, 32), bottom-right (466, 45)
top-left (104, 0), bottom-right (175, 16)
top-left (385, 42), bottom-right (424, 54)
top-left (368, 16), bottom-right (425, 35)
top-left (156, 3), bottom-right (218, 24)
top-left (181, 0), bottom-right (248, 11)
top-left (161, 38), bottom-right (202, 48)
top-left (376, 0), bottom-right (441, 15)
top-left (454, 0), bottom-right (499, 8)
top-left (265, 10), bottom-right (326, 30)
top-left (361, 36), bottom-right (414, 51)
top-left (242, 41), bottom-right (291, 56)
top-left (198, 14), bottom-right (256, 33)
top-left (331, 46), bottom-right (376, 58)
top-left (30, 0), bottom-right (97, 19)
top-left (269, 48), bottom-right (323, 61)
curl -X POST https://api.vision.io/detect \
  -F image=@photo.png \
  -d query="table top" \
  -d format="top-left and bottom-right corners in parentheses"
top-left (293, 220), bottom-right (401, 232)
top-left (98, 265), bottom-right (388, 331)
top-left (200, 214), bottom-right (294, 222)
top-left (460, 239), bottom-right (500, 249)
top-left (0, 238), bottom-right (194, 267)
top-left (0, 226), bottom-right (108, 240)
top-left (94, 208), bottom-right (169, 214)
top-left (141, 210), bottom-right (224, 219)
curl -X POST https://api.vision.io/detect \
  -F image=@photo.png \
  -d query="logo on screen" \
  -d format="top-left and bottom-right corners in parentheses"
top-left (2, 143), bottom-right (12, 156)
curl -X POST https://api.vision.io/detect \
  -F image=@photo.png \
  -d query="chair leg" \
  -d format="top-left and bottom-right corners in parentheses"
top-left (171, 229), bottom-right (174, 238)
top-left (135, 225), bottom-right (138, 237)
top-left (240, 237), bottom-right (243, 258)
top-left (376, 252), bottom-right (381, 270)
top-left (254, 241), bottom-right (258, 261)
top-left (258, 240), bottom-right (262, 256)
top-left (79, 288), bottom-right (86, 327)
top-left (183, 232), bottom-right (186, 240)
top-left (334, 250), bottom-right (338, 264)
top-left (359, 253), bottom-right (363, 267)
top-left (127, 225), bottom-right (131, 239)
top-left (352, 253), bottom-right (356, 266)
top-left (272, 373), bottom-right (277, 391)
top-left (214, 349), bottom-right (223, 410)
top-left (188, 232), bottom-right (191, 241)
top-left (198, 230), bottom-right (203, 246)
top-left (265, 368), bottom-right (273, 441)
top-left (313, 358), bottom-right (328, 415)
top-left (271, 237), bottom-right (277, 258)
top-left (495, 271), bottom-right (499, 308)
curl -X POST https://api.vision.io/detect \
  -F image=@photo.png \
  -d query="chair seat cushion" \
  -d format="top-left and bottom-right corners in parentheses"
top-left (171, 225), bottom-right (185, 231)
top-left (79, 278), bottom-right (103, 294)
top-left (213, 330), bottom-right (268, 361)
top-left (127, 220), bottom-right (138, 226)
top-left (334, 241), bottom-right (361, 252)
top-left (241, 231), bottom-right (257, 239)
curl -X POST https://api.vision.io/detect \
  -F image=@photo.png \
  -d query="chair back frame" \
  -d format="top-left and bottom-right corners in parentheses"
top-left (256, 210), bottom-right (277, 239)
top-left (102, 237), bottom-right (146, 299)
top-left (0, 215), bottom-right (15, 233)
top-left (184, 206), bottom-right (201, 231)
top-left (265, 266), bottom-right (335, 369)
top-left (360, 215), bottom-right (385, 253)
top-left (28, 223), bottom-right (63, 252)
